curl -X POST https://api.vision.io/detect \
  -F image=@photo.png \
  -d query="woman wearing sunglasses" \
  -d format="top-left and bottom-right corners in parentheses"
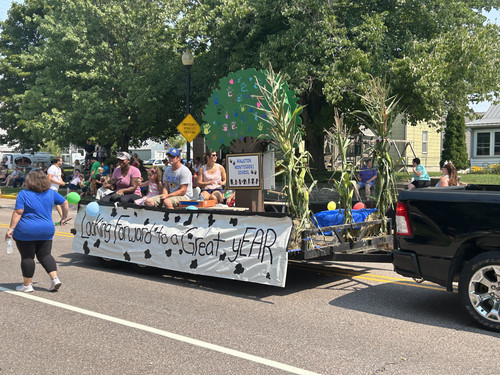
top-left (197, 150), bottom-right (227, 203)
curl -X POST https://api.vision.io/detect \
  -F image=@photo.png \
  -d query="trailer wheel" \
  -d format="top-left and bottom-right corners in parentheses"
top-left (97, 257), bottom-right (118, 268)
top-left (459, 251), bottom-right (500, 332)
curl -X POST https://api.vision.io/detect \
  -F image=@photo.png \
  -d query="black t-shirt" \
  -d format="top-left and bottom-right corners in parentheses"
top-left (84, 144), bottom-right (95, 156)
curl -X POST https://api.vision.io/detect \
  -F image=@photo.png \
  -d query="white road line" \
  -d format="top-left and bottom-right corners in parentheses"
top-left (0, 286), bottom-right (320, 375)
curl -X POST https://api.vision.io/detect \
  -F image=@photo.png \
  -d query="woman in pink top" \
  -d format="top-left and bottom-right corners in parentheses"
top-left (197, 150), bottom-right (226, 202)
top-left (100, 152), bottom-right (142, 204)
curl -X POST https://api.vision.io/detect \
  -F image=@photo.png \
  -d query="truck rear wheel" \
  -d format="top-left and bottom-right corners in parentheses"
top-left (459, 252), bottom-right (500, 332)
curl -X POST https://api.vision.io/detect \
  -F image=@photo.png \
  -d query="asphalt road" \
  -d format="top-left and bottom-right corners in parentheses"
top-left (0, 197), bottom-right (498, 375)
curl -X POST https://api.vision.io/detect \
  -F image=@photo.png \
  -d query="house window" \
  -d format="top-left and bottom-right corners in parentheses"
top-left (476, 132), bottom-right (490, 156)
top-left (422, 131), bottom-right (428, 154)
top-left (495, 132), bottom-right (500, 155)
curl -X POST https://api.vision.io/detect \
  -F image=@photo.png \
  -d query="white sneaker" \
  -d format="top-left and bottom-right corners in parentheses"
top-left (49, 277), bottom-right (62, 291)
top-left (15, 284), bottom-right (34, 293)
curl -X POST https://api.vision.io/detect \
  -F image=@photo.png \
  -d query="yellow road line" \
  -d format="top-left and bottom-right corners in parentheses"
top-left (0, 223), bottom-right (74, 238)
top-left (290, 263), bottom-right (447, 291)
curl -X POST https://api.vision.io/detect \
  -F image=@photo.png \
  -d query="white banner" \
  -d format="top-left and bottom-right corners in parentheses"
top-left (71, 205), bottom-right (292, 287)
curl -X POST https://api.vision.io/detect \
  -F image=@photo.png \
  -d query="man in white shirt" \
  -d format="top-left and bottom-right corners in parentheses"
top-left (150, 148), bottom-right (193, 209)
top-left (47, 157), bottom-right (66, 219)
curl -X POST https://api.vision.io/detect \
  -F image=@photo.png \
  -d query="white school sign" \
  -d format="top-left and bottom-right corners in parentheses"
top-left (71, 205), bottom-right (293, 287)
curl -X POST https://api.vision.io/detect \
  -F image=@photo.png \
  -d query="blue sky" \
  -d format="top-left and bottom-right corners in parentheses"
top-left (0, 2), bottom-right (497, 110)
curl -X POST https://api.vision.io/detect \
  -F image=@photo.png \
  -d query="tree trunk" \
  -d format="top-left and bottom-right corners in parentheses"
top-left (300, 92), bottom-right (333, 172)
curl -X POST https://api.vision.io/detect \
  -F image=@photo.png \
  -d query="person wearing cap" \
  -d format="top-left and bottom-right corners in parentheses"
top-left (149, 148), bottom-right (193, 209)
top-left (100, 151), bottom-right (142, 204)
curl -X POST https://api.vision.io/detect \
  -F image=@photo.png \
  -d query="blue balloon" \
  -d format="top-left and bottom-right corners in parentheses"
top-left (186, 205), bottom-right (198, 210)
top-left (86, 201), bottom-right (100, 217)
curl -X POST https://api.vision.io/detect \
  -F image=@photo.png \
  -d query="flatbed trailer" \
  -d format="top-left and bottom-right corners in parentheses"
top-left (289, 218), bottom-right (393, 263)
top-left (71, 202), bottom-right (394, 287)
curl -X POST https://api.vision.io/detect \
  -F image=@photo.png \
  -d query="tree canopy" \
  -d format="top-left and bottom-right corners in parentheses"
top-left (0, 0), bottom-right (187, 151)
top-left (0, 0), bottom-right (499, 160)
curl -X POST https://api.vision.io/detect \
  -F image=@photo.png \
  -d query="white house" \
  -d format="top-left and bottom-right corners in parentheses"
top-left (466, 104), bottom-right (500, 167)
top-left (130, 139), bottom-right (169, 161)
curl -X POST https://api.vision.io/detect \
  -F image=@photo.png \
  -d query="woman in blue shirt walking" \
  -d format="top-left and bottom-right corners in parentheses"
top-left (5, 170), bottom-right (70, 293)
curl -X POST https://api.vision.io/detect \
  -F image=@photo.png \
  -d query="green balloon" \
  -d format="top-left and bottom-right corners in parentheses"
top-left (67, 192), bottom-right (81, 205)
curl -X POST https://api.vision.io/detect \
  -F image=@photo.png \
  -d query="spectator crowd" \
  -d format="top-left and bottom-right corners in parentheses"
top-left (0, 145), bottom-right (235, 208)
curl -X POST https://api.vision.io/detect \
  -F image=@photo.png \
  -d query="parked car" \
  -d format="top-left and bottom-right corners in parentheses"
top-left (144, 158), bottom-right (164, 167)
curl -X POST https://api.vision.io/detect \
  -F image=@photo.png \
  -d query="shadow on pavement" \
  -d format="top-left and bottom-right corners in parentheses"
top-left (329, 281), bottom-right (500, 337)
top-left (59, 252), bottom-right (355, 299)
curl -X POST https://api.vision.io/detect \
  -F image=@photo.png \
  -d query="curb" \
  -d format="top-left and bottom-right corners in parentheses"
top-left (1, 194), bottom-right (17, 199)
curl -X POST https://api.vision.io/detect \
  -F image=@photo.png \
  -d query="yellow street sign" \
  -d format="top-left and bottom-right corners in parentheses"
top-left (177, 114), bottom-right (201, 143)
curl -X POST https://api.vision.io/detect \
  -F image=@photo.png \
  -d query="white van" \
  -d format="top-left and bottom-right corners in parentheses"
top-left (1, 152), bottom-right (54, 170)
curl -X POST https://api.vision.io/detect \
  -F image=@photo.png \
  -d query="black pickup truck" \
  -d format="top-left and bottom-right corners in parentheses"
top-left (393, 185), bottom-right (500, 331)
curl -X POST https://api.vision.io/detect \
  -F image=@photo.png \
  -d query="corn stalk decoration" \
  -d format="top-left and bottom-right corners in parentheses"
top-left (255, 65), bottom-right (316, 248)
top-left (324, 109), bottom-right (355, 227)
top-left (355, 77), bottom-right (400, 232)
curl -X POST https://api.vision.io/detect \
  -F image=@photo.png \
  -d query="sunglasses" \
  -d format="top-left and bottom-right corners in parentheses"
top-left (211, 154), bottom-right (217, 157)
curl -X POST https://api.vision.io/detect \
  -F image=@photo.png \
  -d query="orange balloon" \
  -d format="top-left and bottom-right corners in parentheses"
top-left (353, 202), bottom-right (365, 210)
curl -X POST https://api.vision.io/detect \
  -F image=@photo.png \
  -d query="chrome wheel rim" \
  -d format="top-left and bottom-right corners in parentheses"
top-left (468, 265), bottom-right (500, 323)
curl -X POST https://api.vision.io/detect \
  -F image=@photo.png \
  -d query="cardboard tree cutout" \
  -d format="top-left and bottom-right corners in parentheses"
top-left (202, 68), bottom-right (301, 152)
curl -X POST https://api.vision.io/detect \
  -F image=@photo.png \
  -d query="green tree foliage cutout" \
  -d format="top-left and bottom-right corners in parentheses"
top-left (201, 68), bottom-right (301, 151)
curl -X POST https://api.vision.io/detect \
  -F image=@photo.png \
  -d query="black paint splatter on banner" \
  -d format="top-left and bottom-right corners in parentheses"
top-left (175, 215), bottom-right (181, 223)
top-left (187, 233), bottom-right (194, 240)
top-left (219, 253), bottom-right (226, 261)
top-left (144, 218), bottom-right (150, 226)
top-left (229, 218), bottom-right (238, 227)
top-left (83, 241), bottom-right (90, 255)
top-left (144, 249), bottom-right (152, 259)
top-left (266, 273), bottom-right (271, 279)
top-left (163, 213), bottom-right (170, 222)
top-left (183, 213), bottom-right (193, 226)
top-left (165, 249), bottom-right (172, 257)
top-left (124, 252), bottom-right (131, 261)
top-left (134, 211), bottom-right (138, 217)
top-left (190, 259), bottom-right (198, 269)
top-left (70, 228), bottom-right (77, 235)
top-left (93, 239), bottom-right (101, 248)
top-left (208, 214), bottom-right (215, 227)
top-left (111, 207), bottom-right (118, 217)
top-left (179, 249), bottom-right (183, 255)
top-left (234, 263), bottom-right (244, 274)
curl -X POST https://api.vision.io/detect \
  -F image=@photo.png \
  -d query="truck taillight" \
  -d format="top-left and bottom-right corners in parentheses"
top-left (396, 202), bottom-right (412, 237)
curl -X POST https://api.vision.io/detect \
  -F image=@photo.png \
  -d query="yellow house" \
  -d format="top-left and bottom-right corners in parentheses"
top-left (390, 115), bottom-right (442, 172)
top-left (324, 114), bottom-right (442, 172)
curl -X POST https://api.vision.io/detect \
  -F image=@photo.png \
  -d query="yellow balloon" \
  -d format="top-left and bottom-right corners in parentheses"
top-left (327, 201), bottom-right (336, 210)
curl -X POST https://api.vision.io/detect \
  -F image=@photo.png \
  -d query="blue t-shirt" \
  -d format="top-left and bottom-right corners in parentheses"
top-left (358, 166), bottom-right (377, 183)
top-left (414, 164), bottom-right (430, 181)
top-left (13, 189), bottom-right (66, 241)
top-left (102, 165), bottom-right (110, 176)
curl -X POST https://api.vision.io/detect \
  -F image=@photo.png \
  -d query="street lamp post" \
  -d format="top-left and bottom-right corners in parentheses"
top-left (182, 49), bottom-right (194, 162)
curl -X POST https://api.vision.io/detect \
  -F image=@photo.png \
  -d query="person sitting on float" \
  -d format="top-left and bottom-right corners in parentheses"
top-left (147, 148), bottom-right (193, 209)
top-left (197, 150), bottom-right (227, 203)
top-left (99, 152), bottom-right (142, 204)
